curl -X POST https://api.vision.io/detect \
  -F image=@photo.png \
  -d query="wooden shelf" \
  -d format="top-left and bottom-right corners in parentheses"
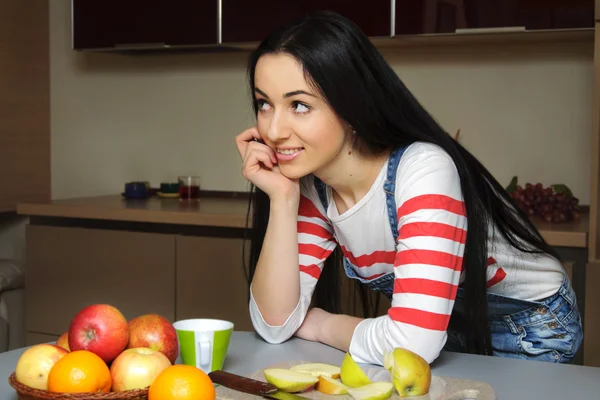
top-left (533, 213), bottom-right (589, 248)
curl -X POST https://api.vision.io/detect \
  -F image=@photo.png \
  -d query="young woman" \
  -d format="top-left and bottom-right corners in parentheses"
top-left (235, 11), bottom-right (583, 365)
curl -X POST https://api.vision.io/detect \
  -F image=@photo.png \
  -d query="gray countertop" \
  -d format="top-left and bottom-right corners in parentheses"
top-left (1, 332), bottom-right (600, 399)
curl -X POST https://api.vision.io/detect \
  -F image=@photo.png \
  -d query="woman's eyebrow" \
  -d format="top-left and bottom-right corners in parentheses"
top-left (283, 90), bottom-right (316, 98)
top-left (254, 87), bottom-right (315, 99)
top-left (254, 87), bottom-right (269, 98)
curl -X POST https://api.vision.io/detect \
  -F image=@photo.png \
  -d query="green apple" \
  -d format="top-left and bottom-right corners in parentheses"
top-left (316, 375), bottom-right (349, 395)
top-left (383, 348), bottom-right (431, 397)
top-left (348, 382), bottom-right (394, 400)
top-left (263, 368), bottom-right (318, 392)
top-left (340, 353), bottom-right (372, 388)
top-left (290, 362), bottom-right (341, 378)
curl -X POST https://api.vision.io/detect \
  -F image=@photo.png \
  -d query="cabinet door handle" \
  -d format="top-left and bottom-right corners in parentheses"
top-left (455, 26), bottom-right (526, 34)
top-left (114, 42), bottom-right (169, 49)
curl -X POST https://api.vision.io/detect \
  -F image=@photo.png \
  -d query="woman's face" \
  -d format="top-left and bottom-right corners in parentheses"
top-left (253, 53), bottom-right (352, 179)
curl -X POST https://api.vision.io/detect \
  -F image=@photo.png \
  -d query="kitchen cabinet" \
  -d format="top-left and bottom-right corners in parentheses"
top-left (395, 0), bottom-right (594, 36)
top-left (221, 0), bottom-right (391, 44)
top-left (24, 225), bottom-right (176, 342)
top-left (72, 0), bottom-right (218, 50)
top-left (22, 220), bottom-right (254, 345)
top-left (70, 0), bottom-right (596, 52)
top-left (0, 0), bottom-right (50, 211)
top-left (176, 235), bottom-right (253, 330)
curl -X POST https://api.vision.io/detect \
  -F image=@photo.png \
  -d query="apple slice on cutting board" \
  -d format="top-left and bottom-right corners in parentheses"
top-left (348, 382), bottom-right (394, 400)
top-left (290, 362), bottom-right (341, 378)
top-left (316, 375), bottom-right (349, 395)
top-left (340, 353), bottom-right (372, 388)
top-left (263, 368), bottom-right (319, 392)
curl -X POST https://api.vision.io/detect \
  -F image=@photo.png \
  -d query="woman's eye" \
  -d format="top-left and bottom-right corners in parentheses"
top-left (292, 102), bottom-right (310, 114)
top-left (256, 99), bottom-right (271, 112)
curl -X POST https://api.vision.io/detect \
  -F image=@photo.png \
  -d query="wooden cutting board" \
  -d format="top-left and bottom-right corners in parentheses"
top-left (215, 360), bottom-right (496, 400)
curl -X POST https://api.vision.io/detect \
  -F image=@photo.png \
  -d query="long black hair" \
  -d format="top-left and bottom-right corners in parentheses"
top-left (242, 11), bottom-right (561, 356)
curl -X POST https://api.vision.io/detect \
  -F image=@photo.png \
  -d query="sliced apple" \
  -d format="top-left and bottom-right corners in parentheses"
top-left (348, 382), bottom-right (394, 400)
top-left (384, 348), bottom-right (431, 397)
top-left (290, 362), bottom-right (341, 378)
top-left (263, 368), bottom-right (319, 393)
top-left (316, 375), bottom-right (349, 395)
top-left (340, 353), bottom-right (372, 388)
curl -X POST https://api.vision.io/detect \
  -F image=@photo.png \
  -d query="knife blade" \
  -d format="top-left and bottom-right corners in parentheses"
top-left (208, 370), bottom-right (311, 400)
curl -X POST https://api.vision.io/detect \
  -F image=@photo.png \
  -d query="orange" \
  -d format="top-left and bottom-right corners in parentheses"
top-left (148, 364), bottom-right (215, 400)
top-left (47, 350), bottom-right (111, 393)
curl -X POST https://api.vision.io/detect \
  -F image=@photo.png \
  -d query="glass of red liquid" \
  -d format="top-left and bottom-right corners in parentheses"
top-left (178, 176), bottom-right (201, 200)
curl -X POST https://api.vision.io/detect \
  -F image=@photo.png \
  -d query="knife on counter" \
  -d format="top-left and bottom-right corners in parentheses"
top-left (209, 370), bottom-right (311, 400)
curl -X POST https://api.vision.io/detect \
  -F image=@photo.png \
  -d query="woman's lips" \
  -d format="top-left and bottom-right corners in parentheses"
top-left (276, 148), bottom-right (304, 161)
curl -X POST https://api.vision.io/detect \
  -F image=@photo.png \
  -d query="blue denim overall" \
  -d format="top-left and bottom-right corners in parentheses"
top-left (313, 146), bottom-right (583, 363)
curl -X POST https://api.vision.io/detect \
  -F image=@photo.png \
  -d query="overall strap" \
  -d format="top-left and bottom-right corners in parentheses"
top-left (383, 146), bottom-right (409, 244)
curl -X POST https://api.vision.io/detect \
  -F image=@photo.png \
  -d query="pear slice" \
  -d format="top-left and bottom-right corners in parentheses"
top-left (340, 353), bottom-right (372, 388)
top-left (348, 382), bottom-right (394, 400)
top-left (290, 363), bottom-right (341, 378)
top-left (316, 375), bottom-right (349, 395)
top-left (263, 368), bottom-right (319, 393)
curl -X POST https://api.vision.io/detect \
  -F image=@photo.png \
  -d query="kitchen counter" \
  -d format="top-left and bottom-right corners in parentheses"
top-left (2, 332), bottom-right (600, 399)
top-left (17, 194), bottom-right (589, 247)
top-left (17, 193), bottom-right (251, 229)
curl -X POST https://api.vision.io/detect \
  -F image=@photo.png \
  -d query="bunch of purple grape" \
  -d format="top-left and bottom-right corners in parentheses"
top-left (508, 182), bottom-right (580, 223)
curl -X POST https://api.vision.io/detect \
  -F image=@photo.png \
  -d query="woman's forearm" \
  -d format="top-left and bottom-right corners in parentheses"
top-left (251, 197), bottom-right (301, 325)
top-left (318, 313), bottom-right (363, 352)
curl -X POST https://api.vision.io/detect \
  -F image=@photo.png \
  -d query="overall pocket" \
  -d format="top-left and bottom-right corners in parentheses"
top-left (513, 296), bottom-right (581, 363)
top-left (517, 315), bottom-right (575, 360)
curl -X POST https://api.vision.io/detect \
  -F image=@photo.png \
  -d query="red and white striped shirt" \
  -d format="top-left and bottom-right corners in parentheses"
top-left (249, 142), bottom-right (565, 365)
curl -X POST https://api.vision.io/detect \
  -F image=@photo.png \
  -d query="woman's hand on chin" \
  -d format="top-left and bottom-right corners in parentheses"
top-left (235, 126), bottom-right (300, 203)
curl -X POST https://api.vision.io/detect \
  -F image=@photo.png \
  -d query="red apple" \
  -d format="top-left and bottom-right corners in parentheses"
top-left (110, 347), bottom-right (171, 391)
top-left (56, 331), bottom-right (70, 351)
top-left (68, 304), bottom-right (129, 363)
top-left (15, 344), bottom-right (68, 390)
top-left (128, 314), bottom-right (179, 364)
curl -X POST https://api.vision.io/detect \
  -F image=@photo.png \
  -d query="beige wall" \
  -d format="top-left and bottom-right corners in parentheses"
top-left (50, 0), bottom-right (593, 203)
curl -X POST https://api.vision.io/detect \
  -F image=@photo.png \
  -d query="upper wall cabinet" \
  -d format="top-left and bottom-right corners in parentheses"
top-left (395, 0), bottom-right (594, 35)
top-left (72, 0), bottom-right (218, 50)
top-left (221, 0), bottom-right (392, 44)
top-left (72, 1), bottom-right (595, 52)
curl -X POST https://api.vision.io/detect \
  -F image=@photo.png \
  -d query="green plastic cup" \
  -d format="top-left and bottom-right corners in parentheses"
top-left (173, 319), bottom-right (234, 373)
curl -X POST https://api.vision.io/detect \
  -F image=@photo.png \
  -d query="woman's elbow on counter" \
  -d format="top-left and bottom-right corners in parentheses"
top-left (248, 301), bottom-right (300, 345)
top-left (250, 316), bottom-right (296, 344)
